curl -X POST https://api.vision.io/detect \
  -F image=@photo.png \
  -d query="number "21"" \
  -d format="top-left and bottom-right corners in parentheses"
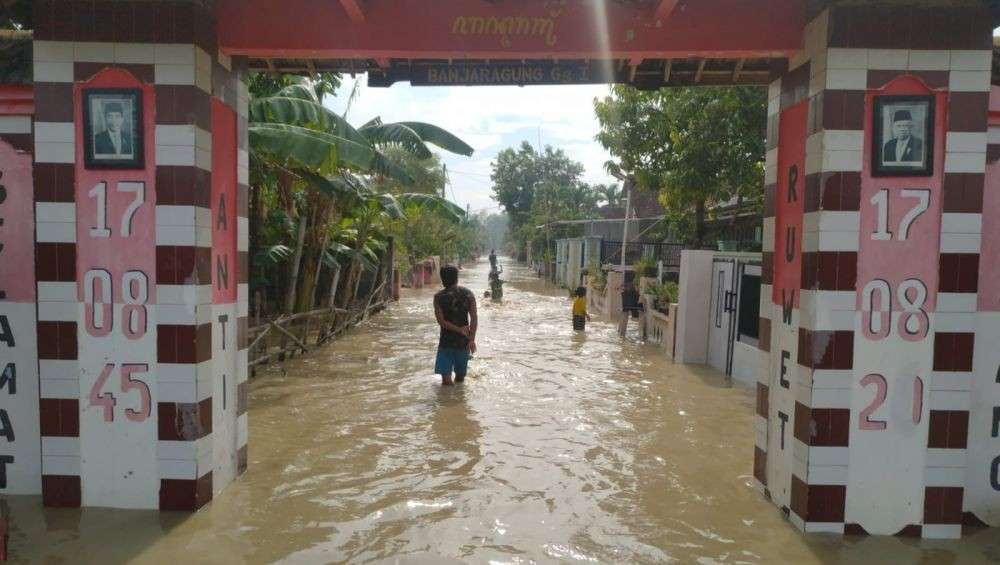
top-left (859, 373), bottom-right (924, 430)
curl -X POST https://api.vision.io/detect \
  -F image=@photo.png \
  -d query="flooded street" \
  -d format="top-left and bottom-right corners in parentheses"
top-left (9, 260), bottom-right (1000, 563)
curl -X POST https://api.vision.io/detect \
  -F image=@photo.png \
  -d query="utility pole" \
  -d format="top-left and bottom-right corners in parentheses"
top-left (620, 179), bottom-right (632, 270)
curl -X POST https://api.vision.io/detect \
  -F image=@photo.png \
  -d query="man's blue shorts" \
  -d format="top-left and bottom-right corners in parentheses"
top-left (435, 347), bottom-right (470, 377)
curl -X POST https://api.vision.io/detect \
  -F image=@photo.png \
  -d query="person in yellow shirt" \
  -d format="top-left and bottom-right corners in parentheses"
top-left (572, 286), bottom-right (591, 331)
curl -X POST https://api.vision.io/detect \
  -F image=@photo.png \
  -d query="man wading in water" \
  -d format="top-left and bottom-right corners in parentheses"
top-left (434, 265), bottom-right (478, 385)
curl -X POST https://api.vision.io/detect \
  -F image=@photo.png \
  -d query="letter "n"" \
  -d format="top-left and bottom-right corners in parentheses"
top-left (216, 254), bottom-right (229, 291)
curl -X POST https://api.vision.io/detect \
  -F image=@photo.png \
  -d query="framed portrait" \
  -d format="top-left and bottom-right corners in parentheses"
top-left (82, 88), bottom-right (144, 169)
top-left (872, 95), bottom-right (934, 177)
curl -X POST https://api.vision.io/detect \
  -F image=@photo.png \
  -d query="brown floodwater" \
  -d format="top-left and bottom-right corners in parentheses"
top-left (8, 260), bottom-right (1000, 563)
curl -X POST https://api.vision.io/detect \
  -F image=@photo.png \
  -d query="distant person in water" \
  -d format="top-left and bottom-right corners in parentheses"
top-left (619, 275), bottom-right (642, 338)
top-left (489, 249), bottom-right (497, 270)
top-left (572, 286), bottom-right (591, 331)
top-left (434, 265), bottom-right (478, 385)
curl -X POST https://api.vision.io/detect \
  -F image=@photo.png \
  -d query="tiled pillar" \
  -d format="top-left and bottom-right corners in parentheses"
top-left (32, 0), bottom-right (248, 510)
top-left (756, 3), bottom-right (994, 538)
top-left (0, 86), bottom-right (42, 495)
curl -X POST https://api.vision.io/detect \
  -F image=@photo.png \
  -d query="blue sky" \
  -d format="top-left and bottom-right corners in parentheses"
top-left (325, 79), bottom-right (617, 214)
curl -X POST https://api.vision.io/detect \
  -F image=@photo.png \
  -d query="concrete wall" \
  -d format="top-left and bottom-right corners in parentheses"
top-left (673, 251), bottom-right (714, 364)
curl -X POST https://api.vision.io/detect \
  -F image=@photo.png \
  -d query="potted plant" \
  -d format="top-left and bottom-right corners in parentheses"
top-left (633, 255), bottom-right (658, 278)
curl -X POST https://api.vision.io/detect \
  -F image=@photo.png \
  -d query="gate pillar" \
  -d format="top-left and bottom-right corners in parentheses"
top-left (30, 0), bottom-right (250, 510)
top-left (756, 2), bottom-right (996, 538)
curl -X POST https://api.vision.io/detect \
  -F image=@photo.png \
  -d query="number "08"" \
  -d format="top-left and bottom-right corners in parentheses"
top-left (861, 278), bottom-right (929, 341)
top-left (84, 269), bottom-right (148, 339)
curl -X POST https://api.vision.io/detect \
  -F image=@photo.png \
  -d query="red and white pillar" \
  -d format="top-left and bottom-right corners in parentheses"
top-left (29, 0), bottom-right (248, 510)
top-left (757, 3), bottom-right (995, 538)
top-left (0, 86), bottom-right (41, 496)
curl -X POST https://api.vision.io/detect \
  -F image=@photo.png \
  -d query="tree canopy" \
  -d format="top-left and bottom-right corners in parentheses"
top-left (593, 86), bottom-right (766, 245)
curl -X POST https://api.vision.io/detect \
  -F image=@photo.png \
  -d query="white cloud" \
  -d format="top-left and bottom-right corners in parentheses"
top-left (325, 78), bottom-right (618, 214)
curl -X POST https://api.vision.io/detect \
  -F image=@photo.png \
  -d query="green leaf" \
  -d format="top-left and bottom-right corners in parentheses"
top-left (396, 193), bottom-right (465, 223)
top-left (393, 122), bottom-right (475, 156)
top-left (249, 122), bottom-right (375, 172)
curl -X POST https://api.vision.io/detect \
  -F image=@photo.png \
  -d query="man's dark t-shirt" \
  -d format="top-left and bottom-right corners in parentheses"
top-left (434, 285), bottom-right (474, 348)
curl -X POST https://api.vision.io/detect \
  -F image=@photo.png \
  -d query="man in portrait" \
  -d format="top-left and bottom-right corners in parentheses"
top-left (882, 109), bottom-right (922, 164)
top-left (94, 101), bottom-right (132, 157)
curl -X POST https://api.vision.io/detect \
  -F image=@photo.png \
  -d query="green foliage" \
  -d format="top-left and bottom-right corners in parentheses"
top-left (645, 280), bottom-right (679, 308)
top-left (368, 147), bottom-right (448, 196)
top-left (490, 141), bottom-right (604, 260)
top-left (633, 255), bottom-right (657, 276)
top-left (594, 86), bottom-right (766, 245)
top-left (589, 262), bottom-right (608, 292)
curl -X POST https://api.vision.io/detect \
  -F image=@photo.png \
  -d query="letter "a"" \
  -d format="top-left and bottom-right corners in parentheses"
top-left (0, 315), bottom-right (13, 347)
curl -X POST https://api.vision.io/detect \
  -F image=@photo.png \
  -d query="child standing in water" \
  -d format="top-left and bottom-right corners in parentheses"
top-left (572, 286), bottom-right (591, 331)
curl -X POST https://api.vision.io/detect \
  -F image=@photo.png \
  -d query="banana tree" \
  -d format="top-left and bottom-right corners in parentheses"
top-left (248, 76), bottom-right (473, 313)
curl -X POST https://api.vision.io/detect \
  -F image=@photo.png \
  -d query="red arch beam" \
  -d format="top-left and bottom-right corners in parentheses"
top-left (655, 0), bottom-right (680, 21)
top-left (339, 0), bottom-right (365, 23)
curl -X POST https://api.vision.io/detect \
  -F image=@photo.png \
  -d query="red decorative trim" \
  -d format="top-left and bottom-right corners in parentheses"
top-left (0, 85), bottom-right (33, 115)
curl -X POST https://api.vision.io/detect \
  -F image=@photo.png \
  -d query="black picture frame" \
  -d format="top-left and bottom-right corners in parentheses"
top-left (82, 88), bottom-right (144, 170)
top-left (872, 95), bottom-right (934, 177)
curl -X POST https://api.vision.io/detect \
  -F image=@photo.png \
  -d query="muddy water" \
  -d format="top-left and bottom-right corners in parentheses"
top-left (9, 260), bottom-right (1000, 563)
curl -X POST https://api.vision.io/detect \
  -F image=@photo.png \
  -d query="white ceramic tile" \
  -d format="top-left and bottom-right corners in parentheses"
top-left (158, 381), bottom-right (199, 404)
top-left (237, 164), bottom-right (249, 186)
top-left (157, 284), bottom-right (212, 305)
top-left (34, 141), bottom-right (74, 163)
top-left (944, 151), bottom-right (986, 174)
top-left (237, 284), bottom-right (250, 317)
top-left (238, 217), bottom-right (250, 252)
top-left (158, 303), bottom-right (211, 326)
top-left (950, 212), bottom-right (986, 241)
top-left (808, 71), bottom-right (826, 98)
top-left (156, 204), bottom-right (198, 227)
top-left (922, 525), bottom-right (961, 539)
top-left (932, 312), bottom-right (977, 333)
top-left (33, 61), bottom-right (73, 83)
top-left (908, 50), bottom-right (951, 71)
top-left (946, 132), bottom-right (987, 153)
top-left (825, 69), bottom-right (867, 90)
top-left (936, 293), bottom-right (978, 313)
top-left (73, 42), bottom-right (115, 63)
top-left (768, 80), bottom-right (782, 104)
top-left (0, 115), bottom-right (30, 134)
top-left (939, 232), bottom-right (980, 253)
top-left (113, 42), bottom-right (156, 64)
top-left (811, 369), bottom-right (853, 390)
top-left (35, 221), bottom-right (77, 243)
top-left (159, 458), bottom-right (198, 480)
top-left (811, 387), bottom-right (851, 408)
top-left (155, 124), bottom-right (196, 147)
top-left (928, 390), bottom-right (970, 410)
top-left (927, 372), bottom-right (971, 392)
top-left (155, 64), bottom-right (196, 85)
top-left (217, 52), bottom-right (232, 72)
top-left (155, 44), bottom-right (195, 65)
top-left (826, 48), bottom-right (867, 70)
top-left (40, 378), bottom-right (78, 399)
top-left (949, 70), bottom-right (991, 92)
top-left (196, 147), bottom-right (212, 171)
top-left (821, 130), bottom-right (864, 151)
top-left (867, 49), bottom-right (909, 70)
top-left (807, 464), bottom-right (848, 486)
top-left (803, 211), bottom-right (860, 232)
top-left (155, 144), bottom-right (195, 167)
top-left (762, 217), bottom-right (775, 252)
top-left (37, 300), bottom-right (77, 322)
top-left (195, 127), bottom-right (212, 152)
top-left (805, 522), bottom-right (845, 534)
top-left (37, 282), bottom-right (77, 302)
top-left (32, 41), bottom-right (74, 63)
top-left (42, 455), bottom-right (81, 476)
top-left (926, 449), bottom-right (966, 468)
top-left (924, 465), bottom-right (966, 487)
top-left (41, 436), bottom-right (80, 457)
top-left (36, 202), bottom-right (75, 223)
top-left (989, 126), bottom-right (1000, 145)
top-left (810, 51), bottom-right (828, 78)
top-left (39, 360), bottom-right (78, 380)
top-left (949, 50), bottom-right (992, 72)
top-left (34, 122), bottom-right (74, 143)
top-left (822, 149), bottom-right (863, 172)
top-left (808, 446), bottom-right (849, 466)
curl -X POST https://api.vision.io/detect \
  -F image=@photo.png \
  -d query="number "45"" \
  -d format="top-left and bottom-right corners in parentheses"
top-left (89, 363), bottom-right (151, 423)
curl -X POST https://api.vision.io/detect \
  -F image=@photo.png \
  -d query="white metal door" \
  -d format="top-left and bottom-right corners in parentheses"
top-left (707, 260), bottom-right (736, 374)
